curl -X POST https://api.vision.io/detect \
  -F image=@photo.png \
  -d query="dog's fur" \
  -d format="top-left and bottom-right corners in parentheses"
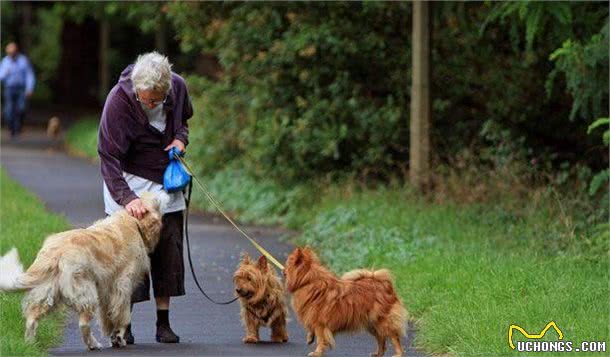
top-left (284, 247), bottom-right (407, 357)
top-left (0, 193), bottom-right (166, 350)
top-left (233, 253), bottom-right (288, 344)
top-left (47, 116), bottom-right (61, 139)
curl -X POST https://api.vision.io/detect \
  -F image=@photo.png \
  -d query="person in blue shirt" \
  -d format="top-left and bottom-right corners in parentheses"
top-left (0, 42), bottom-right (35, 138)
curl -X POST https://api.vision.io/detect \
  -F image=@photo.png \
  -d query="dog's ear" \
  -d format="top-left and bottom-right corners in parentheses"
top-left (293, 247), bottom-right (304, 266)
top-left (257, 255), bottom-right (268, 272)
top-left (139, 191), bottom-right (167, 213)
top-left (302, 246), bottom-right (316, 259)
top-left (155, 191), bottom-right (170, 213)
top-left (300, 246), bottom-right (319, 264)
top-left (241, 252), bottom-right (251, 264)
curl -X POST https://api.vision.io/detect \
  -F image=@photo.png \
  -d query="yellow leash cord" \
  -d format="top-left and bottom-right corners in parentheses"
top-left (175, 155), bottom-right (285, 271)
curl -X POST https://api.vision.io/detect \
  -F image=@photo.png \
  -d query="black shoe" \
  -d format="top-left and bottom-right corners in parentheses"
top-left (156, 324), bottom-right (180, 343)
top-left (125, 324), bottom-right (135, 345)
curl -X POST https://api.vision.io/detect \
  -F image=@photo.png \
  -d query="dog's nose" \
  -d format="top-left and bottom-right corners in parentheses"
top-left (235, 288), bottom-right (243, 294)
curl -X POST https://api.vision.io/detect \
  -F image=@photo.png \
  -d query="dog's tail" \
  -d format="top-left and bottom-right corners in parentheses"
top-left (342, 269), bottom-right (397, 295)
top-left (0, 247), bottom-right (26, 291)
top-left (343, 268), bottom-right (409, 335)
top-left (0, 247), bottom-right (58, 292)
top-left (341, 268), bottom-right (394, 283)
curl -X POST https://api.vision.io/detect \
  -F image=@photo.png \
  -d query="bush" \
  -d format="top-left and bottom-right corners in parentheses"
top-left (172, 2), bottom-right (608, 183)
top-left (176, 2), bottom-right (411, 182)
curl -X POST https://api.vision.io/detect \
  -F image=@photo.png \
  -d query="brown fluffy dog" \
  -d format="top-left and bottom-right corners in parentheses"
top-left (0, 193), bottom-right (166, 350)
top-left (233, 253), bottom-right (289, 344)
top-left (284, 247), bottom-right (407, 357)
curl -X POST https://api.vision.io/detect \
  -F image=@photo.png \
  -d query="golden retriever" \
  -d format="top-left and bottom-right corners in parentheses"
top-left (0, 193), bottom-right (166, 350)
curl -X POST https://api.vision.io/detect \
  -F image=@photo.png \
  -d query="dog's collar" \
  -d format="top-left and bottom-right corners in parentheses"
top-left (246, 305), bottom-right (273, 324)
top-left (246, 294), bottom-right (273, 323)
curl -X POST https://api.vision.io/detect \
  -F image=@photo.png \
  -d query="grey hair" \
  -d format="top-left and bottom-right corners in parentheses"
top-left (131, 52), bottom-right (173, 94)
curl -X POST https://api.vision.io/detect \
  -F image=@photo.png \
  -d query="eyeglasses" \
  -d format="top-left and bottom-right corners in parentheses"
top-left (135, 92), bottom-right (168, 107)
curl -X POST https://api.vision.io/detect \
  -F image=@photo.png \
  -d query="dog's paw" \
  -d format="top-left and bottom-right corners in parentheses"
top-left (110, 334), bottom-right (126, 348)
top-left (243, 336), bottom-right (259, 344)
top-left (306, 332), bottom-right (315, 345)
top-left (87, 338), bottom-right (103, 350)
top-left (271, 335), bottom-right (288, 343)
top-left (307, 352), bottom-right (324, 357)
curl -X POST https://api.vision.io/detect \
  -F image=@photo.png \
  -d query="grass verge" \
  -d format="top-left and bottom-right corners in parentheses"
top-left (64, 117), bottom-right (99, 161)
top-left (298, 187), bottom-right (609, 356)
top-left (64, 118), bottom-right (609, 356)
top-left (0, 169), bottom-right (69, 356)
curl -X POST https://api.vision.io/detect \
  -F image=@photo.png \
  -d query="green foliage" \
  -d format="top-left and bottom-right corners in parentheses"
top-left (65, 117), bottom-right (100, 161)
top-left (0, 170), bottom-right (69, 356)
top-left (482, 2), bottom-right (608, 171)
top-left (587, 117), bottom-right (610, 145)
top-left (483, 2), bottom-right (574, 53)
top-left (548, 23), bottom-right (609, 121)
top-left (172, 2), bottom-right (411, 181)
top-left (172, 2), bottom-right (608, 181)
top-left (1, 2), bottom-right (17, 45)
top-left (53, 2), bottom-right (118, 22)
top-left (586, 118), bottom-right (609, 197)
top-left (588, 169), bottom-right (609, 197)
top-left (189, 167), bottom-right (313, 227)
top-left (28, 7), bottom-right (63, 84)
top-left (185, 75), bottom-right (251, 175)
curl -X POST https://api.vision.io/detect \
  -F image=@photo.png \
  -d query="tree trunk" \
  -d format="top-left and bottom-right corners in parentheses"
top-left (57, 19), bottom-right (99, 106)
top-left (99, 18), bottom-right (110, 103)
top-left (20, 2), bottom-right (33, 52)
top-left (409, 0), bottom-right (431, 191)
top-left (155, 15), bottom-right (168, 54)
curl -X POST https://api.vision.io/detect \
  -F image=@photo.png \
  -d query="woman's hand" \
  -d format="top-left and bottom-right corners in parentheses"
top-left (126, 198), bottom-right (148, 220)
top-left (164, 139), bottom-right (185, 153)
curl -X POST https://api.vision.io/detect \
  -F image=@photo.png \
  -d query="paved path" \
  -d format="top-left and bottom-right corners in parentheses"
top-left (1, 130), bottom-right (422, 357)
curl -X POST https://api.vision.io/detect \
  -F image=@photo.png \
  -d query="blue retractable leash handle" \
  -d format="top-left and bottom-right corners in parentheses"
top-left (164, 147), bottom-right (238, 305)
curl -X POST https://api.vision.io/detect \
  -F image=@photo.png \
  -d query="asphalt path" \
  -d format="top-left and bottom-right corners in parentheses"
top-left (1, 131), bottom-right (423, 357)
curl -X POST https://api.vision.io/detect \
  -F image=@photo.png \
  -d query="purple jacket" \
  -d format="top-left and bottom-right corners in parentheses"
top-left (98, 64), bottom-right (193, 206)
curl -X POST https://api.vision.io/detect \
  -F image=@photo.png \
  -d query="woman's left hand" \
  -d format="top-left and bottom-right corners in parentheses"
top-left (164, 139), bottom-right (185, 153)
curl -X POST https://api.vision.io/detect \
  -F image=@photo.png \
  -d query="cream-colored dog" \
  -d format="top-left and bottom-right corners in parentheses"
top-left (0, 193), bottom-right (167, 350)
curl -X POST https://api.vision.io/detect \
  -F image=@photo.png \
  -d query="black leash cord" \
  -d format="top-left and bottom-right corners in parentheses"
top-left (184, 180), bottom-right (238, 305)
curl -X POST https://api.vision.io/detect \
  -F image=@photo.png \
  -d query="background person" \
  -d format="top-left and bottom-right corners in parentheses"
top-left (0, 42), bottom-right (35, 138)
top-left (98, 52), bottom-right (193, 344)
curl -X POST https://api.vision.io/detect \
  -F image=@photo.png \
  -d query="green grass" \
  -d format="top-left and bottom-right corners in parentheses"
top-left (64, 118), bottom-right (609, 356)
top-left (186, 170), bottom-right (609, 356)
top-left (297, 188), bottom-right (609, 356)
top-left (0, 169), bottom-right (69, 356)
top-left (64, 117), bottom-right (99, 161)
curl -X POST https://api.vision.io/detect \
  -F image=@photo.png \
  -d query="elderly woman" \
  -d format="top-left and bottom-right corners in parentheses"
top-left (98, 52), bottom-right (193, 344)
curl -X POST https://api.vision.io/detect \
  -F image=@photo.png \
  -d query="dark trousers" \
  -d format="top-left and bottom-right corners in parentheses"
top-left (3, 86), bottom-right (26, 136)
top-left (132, 211), bottom-right (186, 303)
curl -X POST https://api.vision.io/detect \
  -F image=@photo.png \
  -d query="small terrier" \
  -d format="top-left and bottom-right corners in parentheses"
top-left (284, 247), bottom-right (408, 357)
top-left (233, 253), bottom-right (289, 344)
